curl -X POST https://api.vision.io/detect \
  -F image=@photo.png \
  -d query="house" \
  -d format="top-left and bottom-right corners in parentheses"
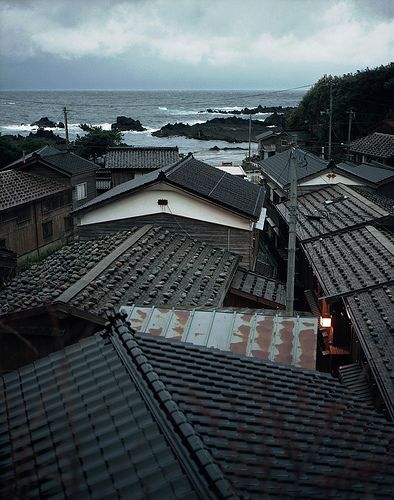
top-left (256, 129), bottom-right (312, 159)
top-left (2, 314), bottom-right (394, 498)
top-left (349, 132), bottom-right (394, 167)
top-left (0, 169), bottom-right (73, 261)
top-left (4, 145), bottom-right (97, 209)
top-left (104, 146), bottom-right (180, 187)
top-left (336, 160), bottom-right (394, 198)
top-left (276, 184), bottom-right (394, 418)
top-left (75, 154), bottom-right (266, 269)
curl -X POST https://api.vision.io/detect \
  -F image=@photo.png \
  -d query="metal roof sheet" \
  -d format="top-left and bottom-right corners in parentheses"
top-left (121, 305), bottom-right (318, 369)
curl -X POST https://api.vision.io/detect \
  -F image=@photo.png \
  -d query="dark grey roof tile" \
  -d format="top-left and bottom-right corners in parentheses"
top-left (350, 133), bottom-right (394, 159)
top-left (106, 146), bottom-right (180, 170)
top-left (76, 154), bottom-right (264, 219)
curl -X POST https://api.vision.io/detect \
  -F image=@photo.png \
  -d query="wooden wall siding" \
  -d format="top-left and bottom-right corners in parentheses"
top-left (78, 213), bottom-right (255, 268)
top-left (112, 170), bottom-right (135, 187)
top-left (0, 202), bottom-right (72, 258)
top-left (72, 173), bottom-right (97, 209)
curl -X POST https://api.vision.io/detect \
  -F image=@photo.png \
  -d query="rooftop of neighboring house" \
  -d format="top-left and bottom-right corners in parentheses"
top-left (0, 169), bottom-right (69, 211)
top-left (230, 267), bottom-right (286, 307)
top-left (301, 225), bottom-right (394, 300)
top-left (345, 285), bottom-right (394, 420)
top-left (121, 304), bottom-right (316, 369)
top-left (336, 160), bottom-right (394, 185)
top-left (256, 148), bottom-right (328, 188)
top-left (105, 146), bottom-right (180, 170)
top-left (350, 185), bottom-right (394, 214)
top-left (0, 225), bottom-right (239, 320)
top-left (349, 132), bottom-right (394, 159)
top-left (75, 154), bottom-right (265, 220)
top-left (5, 145), bottom-right (97, 176)
top-left (277, 183), bottom-right (392, 242)
top-left (2, 315), bottom-right (394, 499)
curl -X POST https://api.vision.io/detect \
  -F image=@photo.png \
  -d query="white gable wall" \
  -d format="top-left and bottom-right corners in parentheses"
top-left (299, 172), bottom-right (363, 187)
top-left (78, 182), bottom-right (253, 231)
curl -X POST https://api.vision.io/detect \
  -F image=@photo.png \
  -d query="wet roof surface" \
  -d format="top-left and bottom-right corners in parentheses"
top-left (277, 183), bottom-right (391, 241)
top-left (230, 267), bottom-right (286, 306)
top-left (3, 319), bottom-right (394, 499)
top-left (0, 226), bottom-right (239, 318)
top-left (302, 226), bottom-right (394, 299)
top-left (122, 305), bottom-right (317, 369)
top-left (345, 285), bottom-right (394, 419)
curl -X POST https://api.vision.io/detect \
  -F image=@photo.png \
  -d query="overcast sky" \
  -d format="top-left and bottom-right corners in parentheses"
top-left (0, 0), bottom-right (393, 90)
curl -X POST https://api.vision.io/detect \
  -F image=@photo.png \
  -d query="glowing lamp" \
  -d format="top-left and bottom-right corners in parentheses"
top-left (320, 316), bottom-right (332, 328)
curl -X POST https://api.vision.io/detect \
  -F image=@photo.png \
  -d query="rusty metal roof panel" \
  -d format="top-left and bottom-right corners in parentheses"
top-left (122, 305), bottom-right (318, 369)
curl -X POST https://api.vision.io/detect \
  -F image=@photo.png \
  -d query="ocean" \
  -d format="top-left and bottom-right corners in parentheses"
top-left (0, 89), bottom-right (305, 165)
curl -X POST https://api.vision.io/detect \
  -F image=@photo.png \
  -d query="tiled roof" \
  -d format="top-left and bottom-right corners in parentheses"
top-left (277, 183), bottom-right (391, 241)
top-left (350, 185), bottom-right (394, 214)
top-left (256, 148), bottom-right (328, 188)
top-left (350, 133), bottom-right (394, 159)
top-left (336, 160), bottom-right (394, 184)
top-left (106, 146), bottom-right (180, 170)
top-left (230, 267), bottom-right (286, 306)
top-left (0, 169), bottom-right (69, 211)
top-left (3, 317), bottom-right (394, 499)
top-left (5, 145), bottom-right (97, 176)
top-left (121, 305), bottom-right (317, 369)
top-left (0, 333), bottom-right (202, 499)
top-left (345, 285), bottom-right (394, 419)
top-left (76, 155), bottom-right (265, 220)
top-left (0, 226), bottom-right (239, 318)
top-left (302, 226), bottom-right (394, 299)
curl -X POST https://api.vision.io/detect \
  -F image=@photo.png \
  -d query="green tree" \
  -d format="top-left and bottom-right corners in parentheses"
top-left (288, 63), bottom-right (394, 145)
top-left (75, 124), bottom-right (124, 159)
top-left (0, 135), bottom-right (50, 168)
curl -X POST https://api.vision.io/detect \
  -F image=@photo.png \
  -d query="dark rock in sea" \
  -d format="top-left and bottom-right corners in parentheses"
top-left (201, 104), bottom-right (295, 116)
top-left (28, 129), bottom-right (66, 143)
top-left (152, 116), bottom-right (272, 143)
top-left (31, 117), bottom-right (58, 128)
top-left (263, 112), bottom-right (285, 127)
top-left (57, 121), bottom-right (65, 128)
top-left (209, 145), bottom-right (220, 151)
top-left (111, 116), bottom-right (146, 131)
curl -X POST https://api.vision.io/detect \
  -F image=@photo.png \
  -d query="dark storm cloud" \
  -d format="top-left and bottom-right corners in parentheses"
top-left (0, 0), bottom-right (393, 89)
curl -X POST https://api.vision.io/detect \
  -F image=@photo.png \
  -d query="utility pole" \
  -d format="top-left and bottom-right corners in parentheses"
top-left (285, 147), bottom-right (298, 316)
top-left (328, 81), bottom-right (333, 161)
top-left (346, 110), bottom-right (355, 159)
top-left (248, 114), bottom-right (252, 160)
top-left (63, 107), bottom-right (70, 147)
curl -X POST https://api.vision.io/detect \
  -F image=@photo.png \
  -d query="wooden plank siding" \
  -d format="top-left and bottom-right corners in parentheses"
top-left (0, 201), bottom-right (73, 259)
top-left (71, 172), bottom-right (97, 209)
top-left (78, 213), bottom-right (257, 268)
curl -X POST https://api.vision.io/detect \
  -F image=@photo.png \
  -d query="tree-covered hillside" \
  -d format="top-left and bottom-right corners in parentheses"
top-left (288, 63), bottom-right (394, 146)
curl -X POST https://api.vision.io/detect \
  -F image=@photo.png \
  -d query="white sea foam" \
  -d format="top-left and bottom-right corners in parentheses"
top-left (158, 106), bottom-right (168, 111)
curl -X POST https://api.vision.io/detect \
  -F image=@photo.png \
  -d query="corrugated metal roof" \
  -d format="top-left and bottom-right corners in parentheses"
top-left (121, 305), bottom-right (318, 369)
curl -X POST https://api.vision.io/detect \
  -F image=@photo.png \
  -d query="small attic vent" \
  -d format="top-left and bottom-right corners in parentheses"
top-left (158, 199), bottom-right (168, 206)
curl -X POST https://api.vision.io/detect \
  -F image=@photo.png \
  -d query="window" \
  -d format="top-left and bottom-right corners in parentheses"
top-left (76, 182), bottom-right (87, 201)
top-left (281, 139), bottom-right (288, 146)
top-left (42, 221), bottom-right (53, 239)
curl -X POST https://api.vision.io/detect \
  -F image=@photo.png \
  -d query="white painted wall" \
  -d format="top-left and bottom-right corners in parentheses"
top-left (299, 172), bottom-right (363, 187)
top-left (79, 182), bottom-right (253, 231)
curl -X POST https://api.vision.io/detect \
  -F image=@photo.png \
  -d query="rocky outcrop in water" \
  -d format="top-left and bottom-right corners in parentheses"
top-left (152, 117), bottom-right (273, 143)
top-left (111, 116), bottom-right (146, 131)
top-left (202, 105), bottom-right (294, 115)
top-left (30, 117), bottom-right (64, 128)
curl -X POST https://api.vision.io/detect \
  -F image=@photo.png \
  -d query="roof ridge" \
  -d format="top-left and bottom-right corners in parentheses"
top-left (106, 312), bottom-right (237, 500)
